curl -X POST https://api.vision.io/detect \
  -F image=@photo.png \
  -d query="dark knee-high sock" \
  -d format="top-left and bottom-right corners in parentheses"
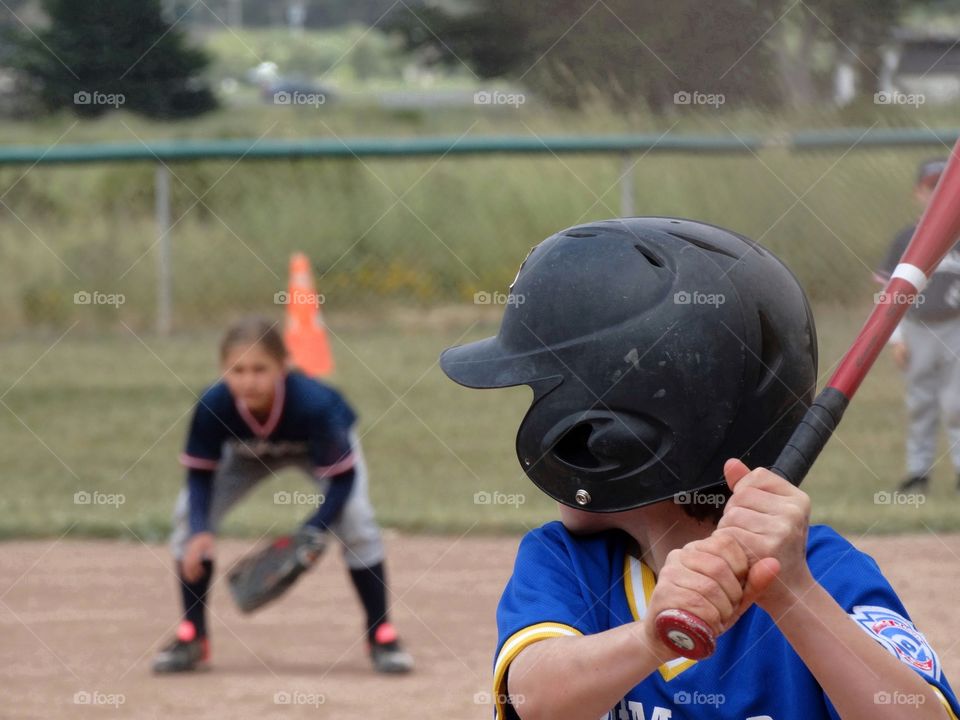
top-left (178, 559), bottom-right (213, 638)
top-left (348, 561), bottom-right (389, 642)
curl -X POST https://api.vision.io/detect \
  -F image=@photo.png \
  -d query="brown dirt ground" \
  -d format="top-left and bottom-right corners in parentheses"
top-left (1, 531), bottom-right (958, 719)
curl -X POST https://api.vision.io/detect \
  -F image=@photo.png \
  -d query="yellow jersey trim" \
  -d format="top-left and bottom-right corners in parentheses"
top-left (492, 621), bottom-right (582, 720)
top-left (623, 554), bottom-right (698, 681)
top-left (933, 686), bottom-right (959, 720)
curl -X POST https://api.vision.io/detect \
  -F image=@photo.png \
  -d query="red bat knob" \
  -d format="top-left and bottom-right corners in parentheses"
top-left (654, 609), bottom-right (716, 660)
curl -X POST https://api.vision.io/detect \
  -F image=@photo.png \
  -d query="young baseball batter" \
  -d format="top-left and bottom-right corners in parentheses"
top-left (876, 158), bottom-right (960, 494)
top-left (152, 316), bottom-right (413, 674)
top-left (442, 218), bottom-right (960, 719)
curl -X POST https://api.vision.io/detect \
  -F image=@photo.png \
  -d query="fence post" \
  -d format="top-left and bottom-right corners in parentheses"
top-left (155, 163), bottom-right (172, 336)
top-left (620, 153), bottom-right (635, 217)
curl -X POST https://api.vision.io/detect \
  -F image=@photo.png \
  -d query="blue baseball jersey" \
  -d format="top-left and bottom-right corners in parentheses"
top-left (180, 370), bottom-right (357, 479)
top-left (494, 521), bottom-right (960, 720)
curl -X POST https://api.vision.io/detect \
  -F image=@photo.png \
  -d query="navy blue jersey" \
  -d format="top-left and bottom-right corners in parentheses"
top-left (181, 370), bottom-right (357, 479)
top-left (494, 521), bottom-right (959, 720)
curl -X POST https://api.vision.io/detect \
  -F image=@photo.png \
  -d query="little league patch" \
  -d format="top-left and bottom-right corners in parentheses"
top-left (850, 605), bottom-right (940, 680)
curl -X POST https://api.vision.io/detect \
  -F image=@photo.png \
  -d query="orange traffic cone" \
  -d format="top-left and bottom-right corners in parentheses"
top-left (284, 253), bottom-right (335, 377)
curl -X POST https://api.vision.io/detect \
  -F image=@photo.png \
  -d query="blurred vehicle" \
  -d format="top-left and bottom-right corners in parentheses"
top-left (245, 62), bottom-right (334, 106)
top-left (880, 30), bottom-right (960, 103)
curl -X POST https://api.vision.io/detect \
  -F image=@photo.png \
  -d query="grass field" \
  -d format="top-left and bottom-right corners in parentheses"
top-left (2, 301), bottom-right (959, 541)
top-left (4, 102), bottom-right (960, 540)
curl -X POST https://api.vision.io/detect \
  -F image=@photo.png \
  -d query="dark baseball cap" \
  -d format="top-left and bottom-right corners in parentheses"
top-left (917, 158), bottom-right (947, 186)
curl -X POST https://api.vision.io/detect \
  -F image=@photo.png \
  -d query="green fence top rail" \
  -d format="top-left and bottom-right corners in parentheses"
top-left (0, 128), bottom-right (956, 166)
top-left (790, 127), bottom-right (960, 149)
top-left (0, 134), bottom-right (763, 165)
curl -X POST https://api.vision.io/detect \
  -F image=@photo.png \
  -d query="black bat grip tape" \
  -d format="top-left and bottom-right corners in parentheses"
top-left (770, 387), bottom-right (849, 486)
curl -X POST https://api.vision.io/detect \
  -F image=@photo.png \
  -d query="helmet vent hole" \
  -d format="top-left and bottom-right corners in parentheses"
top-left (565, 231), bottom-right (598, 238)
top-left (553, 423), bottom-right (602, 469)
top-left (633, 244), bottom-right (664, 268)
top-left (756, 310), bottom-right (784, 393)
top-left (667, 231), bottom-right (742, 260)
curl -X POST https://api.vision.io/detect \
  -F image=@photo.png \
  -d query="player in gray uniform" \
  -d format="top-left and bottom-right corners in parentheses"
top-left (875, 158), bottom-right (960, 494)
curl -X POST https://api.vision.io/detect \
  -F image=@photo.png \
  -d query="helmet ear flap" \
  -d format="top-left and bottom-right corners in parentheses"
top-left (517, 408), bottom-right (670, 506)
top-left (585, 414), bottom-right (666, 469)
top-left (552, 422), bottom-right (605, 470)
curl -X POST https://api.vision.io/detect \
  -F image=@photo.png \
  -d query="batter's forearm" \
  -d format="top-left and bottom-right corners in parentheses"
top-left (506, 624), bottom-right (667, 720)
top-left (771, 583), bottom-right (947, 719)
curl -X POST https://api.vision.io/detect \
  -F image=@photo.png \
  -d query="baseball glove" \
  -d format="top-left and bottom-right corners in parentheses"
top-left (227, 526), bottom-right (327, 614)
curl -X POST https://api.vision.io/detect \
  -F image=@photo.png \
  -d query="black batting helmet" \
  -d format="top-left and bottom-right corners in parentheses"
top-left (440, 217), bottom-right (817, 512)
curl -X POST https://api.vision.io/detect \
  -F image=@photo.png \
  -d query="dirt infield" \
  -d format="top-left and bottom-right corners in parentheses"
top-left (2, 531), bottom-right (958, 719)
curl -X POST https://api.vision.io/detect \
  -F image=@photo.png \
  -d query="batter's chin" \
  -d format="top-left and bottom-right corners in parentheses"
top-left (558, 503), bottom-right (615, 535)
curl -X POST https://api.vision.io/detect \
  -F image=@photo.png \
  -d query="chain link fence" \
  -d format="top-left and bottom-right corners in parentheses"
top-left (1, 129), bottom-right (956, 337)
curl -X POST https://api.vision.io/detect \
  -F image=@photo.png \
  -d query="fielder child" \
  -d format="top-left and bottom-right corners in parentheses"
top-left (152, 316), bottom-right (413, 675)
